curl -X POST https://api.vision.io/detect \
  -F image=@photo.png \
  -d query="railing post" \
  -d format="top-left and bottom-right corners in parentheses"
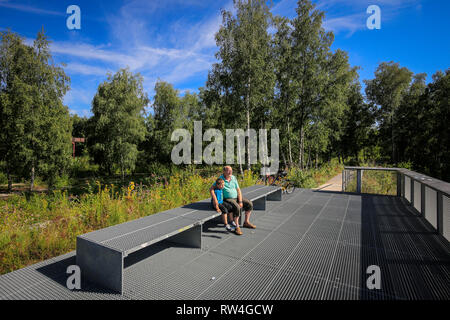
top-left (421, 183), bottom-right (425, 216)
top-left (396, 171), bottom-right (402, 197)
top-left (437, 191), bottom-right (443, 235)
top-left (356, 169), bottom-right (362, 194)
top-left (401, 172), bottom-right (405, 198)
top-left (410, 178), bottom-right (415, 207)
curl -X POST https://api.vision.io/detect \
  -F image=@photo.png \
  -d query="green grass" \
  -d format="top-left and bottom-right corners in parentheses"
top-left (0, 161), bottom-right (346, 275)
top-left (344, 169), bottom-right (397, 195)
top-left (286, 159), bottom-right (344, 189)
top-left (0, 170), bottom-right (258, 275)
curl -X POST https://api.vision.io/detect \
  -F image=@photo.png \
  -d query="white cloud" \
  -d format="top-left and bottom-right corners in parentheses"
top-left (10, 0), bottom-right (234, 114)
top-left (64, 87), bottom-right (95, 107)
top-left (0, 1), bottom-right (64, 16)
top-left (322, 13), bottom-right (366, 36)
top-left (163, 57), bottom-right (213, 84)
top-left (273, 0), bottom-right (422, 35)
top-left (64, 62), bottom-right (110, 76)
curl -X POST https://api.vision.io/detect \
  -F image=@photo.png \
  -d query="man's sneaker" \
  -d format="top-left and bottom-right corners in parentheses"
top-left (225, 224), bottom-right (235, 232)
top-left (235, 226), bottom-right (243, 235)
top-left (231, 221), bottom-right (237, 227)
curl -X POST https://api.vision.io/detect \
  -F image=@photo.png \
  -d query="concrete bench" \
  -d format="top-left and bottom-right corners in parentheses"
top-left (76, 184), bottom-right (282, 294)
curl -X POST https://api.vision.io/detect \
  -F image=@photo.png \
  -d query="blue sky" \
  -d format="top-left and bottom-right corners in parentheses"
top-left (0, 0), bottom-right (448, 117)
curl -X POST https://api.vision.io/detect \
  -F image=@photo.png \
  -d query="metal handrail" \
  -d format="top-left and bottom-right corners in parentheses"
top-left (344, 166), bottom-right (450, 198)
top-left (342, 166), bottom-right (450, 241)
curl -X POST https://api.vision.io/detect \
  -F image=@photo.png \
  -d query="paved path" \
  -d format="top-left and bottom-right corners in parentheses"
top-left (313, 173), bottom-right (342, 192)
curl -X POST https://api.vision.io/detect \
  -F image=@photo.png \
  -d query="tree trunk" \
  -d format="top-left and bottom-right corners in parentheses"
top-left (315, 152), bottom-right (318, 169)
top-left (237, 134), bottom-right (244, 176)
top-left (246, 107), bottom-right (251, 171)
top-left (287, 121), bottom-right (293, 166)
top-left (30, 164), bottom-right (35, 192)
top-left (299, 125), bottom-right (305, 169)
top-left (121, 154), bottom-right (125, 182)
top-left (306, 147), bottom-right (311, 170)
top-left (245, 69), bottom-right (251, 172)
top-left (391, 113), bottom-right (395, 163)
top-left (282, 152), bottom-right (287, 169)
top-left (7, 166), bottom-right (12, 193)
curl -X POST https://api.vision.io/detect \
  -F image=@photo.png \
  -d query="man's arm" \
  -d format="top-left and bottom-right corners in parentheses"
top-left (237, 187), bottom-right (243, 208)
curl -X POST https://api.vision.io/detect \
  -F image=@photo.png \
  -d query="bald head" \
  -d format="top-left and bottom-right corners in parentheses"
top-left (223, 166), bottom-right (232, 178)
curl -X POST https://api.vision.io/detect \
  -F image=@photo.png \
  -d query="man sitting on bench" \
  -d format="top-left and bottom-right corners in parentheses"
top-left (214, 166), bottom-right (255, 235)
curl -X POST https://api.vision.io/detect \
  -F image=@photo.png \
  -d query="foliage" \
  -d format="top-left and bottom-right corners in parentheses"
top-left (344, 169), bottom-right (397, 196)
top-left (88, 68), bottom-right (148, 178)
top-left (0, 171), bottom-right (7, 185)
top-left (0, 29), bottom-right (71, 191)
top-left (286, 159), bottom-right (343, 189)
top-left (364, 61), bottom-right (413, 162)
top-left (0, 169), bottom-right (258, 274)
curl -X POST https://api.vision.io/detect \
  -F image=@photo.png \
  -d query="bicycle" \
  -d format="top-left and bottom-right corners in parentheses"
top-left (256, 169), bottom-right (295, 194)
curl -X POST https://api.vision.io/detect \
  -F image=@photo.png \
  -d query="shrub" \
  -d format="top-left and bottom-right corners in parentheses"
top-left (0, 172), bottom-right (7, 185)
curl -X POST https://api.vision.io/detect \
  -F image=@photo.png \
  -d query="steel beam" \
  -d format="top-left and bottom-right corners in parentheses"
top-left (356, 169), bottom-right (363, 193)
top-left (76, 237), bottom-right (123, 294)
top-left (167, 224), bottom-right (202, 249)
top-left (267, 189), bottom-right (282, 201)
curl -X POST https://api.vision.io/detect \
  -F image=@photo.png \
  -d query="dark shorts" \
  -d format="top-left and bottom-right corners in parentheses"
top-left (224, 198), bottom-right (253, 217)
top-left (211, 201), bottom-right (235, 216)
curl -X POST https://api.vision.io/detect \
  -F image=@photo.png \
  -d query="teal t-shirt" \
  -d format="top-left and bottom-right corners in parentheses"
top-left (218, 174), bottom-right (240, 199)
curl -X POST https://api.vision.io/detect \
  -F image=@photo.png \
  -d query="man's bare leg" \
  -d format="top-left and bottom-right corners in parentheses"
top-left (244, 210), bottom-right (251, 225)
top-left (243, 210), bottom-right (256, 229)
top-left (233, 215), bottom-right (242, 235)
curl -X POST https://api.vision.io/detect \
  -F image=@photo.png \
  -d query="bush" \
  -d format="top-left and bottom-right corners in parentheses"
top-left (52, 174), bottom-right (74, 189)
top-left (70, 155), bottom-right (98, 177)
top-left (0, 172), bottom-right (7, 185)
top-left (289, 168), bottom-right (317, 188)
top-left (397, 161), bottom-right (413, 170)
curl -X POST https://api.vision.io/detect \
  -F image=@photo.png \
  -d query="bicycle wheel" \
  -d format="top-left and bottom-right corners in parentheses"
top-left (284, 181), bottom-right (295, 194)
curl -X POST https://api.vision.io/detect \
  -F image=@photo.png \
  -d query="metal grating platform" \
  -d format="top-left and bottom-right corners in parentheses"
top-left (1, 189), bottom-right (449, 300)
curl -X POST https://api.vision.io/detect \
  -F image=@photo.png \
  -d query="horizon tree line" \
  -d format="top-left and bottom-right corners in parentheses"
top-left (1, 0), bottom-right (449, 191)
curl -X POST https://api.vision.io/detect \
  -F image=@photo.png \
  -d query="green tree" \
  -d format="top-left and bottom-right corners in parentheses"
top-left (425, 70), bottom-right (450, 180)
top-left (364, 61), bottom-right (413, 163)
top-left (408, 70), bottom-right (450, 180)
top-left (290, 0), bottom-right (355, 168)
top-left (394, 73), bottom-right (427, 163)
top-left (148, 80), bottom-right (185, 163)
top-left (207, 0), bottom-right (275, 173)
top-left (89, 68), bottom-right (148, 179)
top-left (0, 31), bottom-right (31, 191)
top-left (71, 114), bottom-right (89, 156)
top-left (320, 50), bottom-right (357, 163)
top-left (340, 81), bottom-right (375, 162)
top-left (289, 0), bottom-right (334, 168)
top-left (272, 16), bottom-right (296, 166)
top-left (0, 29), bottom-right (71, 190)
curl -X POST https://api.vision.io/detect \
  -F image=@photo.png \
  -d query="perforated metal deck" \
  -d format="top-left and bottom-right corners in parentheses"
top-left (1, 189), bottom-right (449, 300)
